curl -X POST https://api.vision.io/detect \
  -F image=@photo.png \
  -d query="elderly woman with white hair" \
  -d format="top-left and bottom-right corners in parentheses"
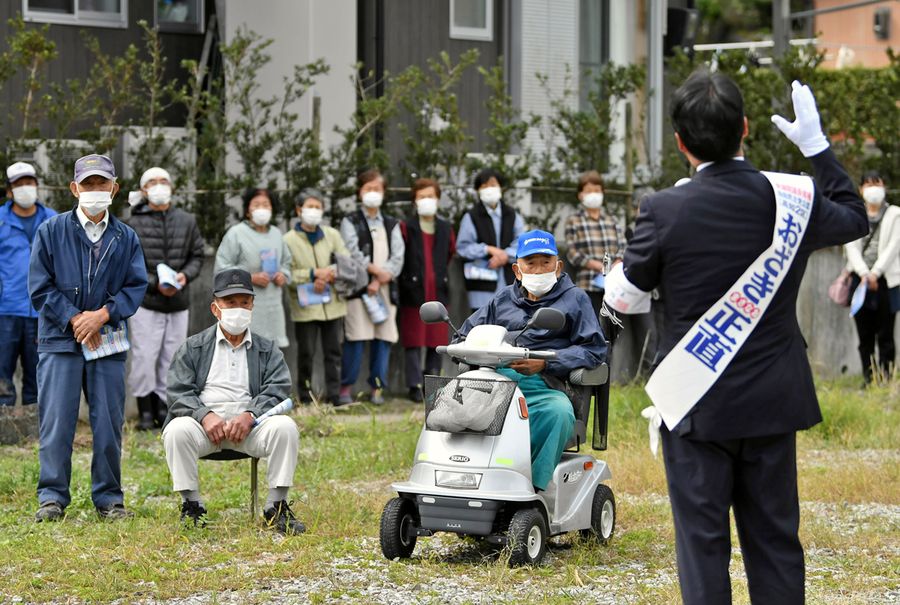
top-left (126, 167), bottom-right (206, 429)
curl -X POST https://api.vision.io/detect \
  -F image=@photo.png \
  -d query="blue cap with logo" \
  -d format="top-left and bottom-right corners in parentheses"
top-left (516, 229), bottom-right (558, 258)
top-left (73, 154), bottom-right (116, 183)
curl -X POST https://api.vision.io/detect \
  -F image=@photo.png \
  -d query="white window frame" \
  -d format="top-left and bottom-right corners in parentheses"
top-left (23, 0), bottom-right (128, 29)
top-left (154, 0), bottom-right (205, 34)
top-left (450, 0), bottom-right (494, 42)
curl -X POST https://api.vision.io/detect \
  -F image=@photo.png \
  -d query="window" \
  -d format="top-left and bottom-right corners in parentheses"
top-left (579, 0), bottom-right (610, 111)
top-left (24, 0), bottom-right (127, 28)
top-left (450, 0), bottom-right (493, 42)
top-left (155, 0), bottom-right (205, 34)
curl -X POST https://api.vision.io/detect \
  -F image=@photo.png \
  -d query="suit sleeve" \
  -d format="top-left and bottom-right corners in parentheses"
top-left (104, 234), bottom-right (148, 323)
top-left (802, 148), bottom-right (868, 249)
top-left (28, 223), bottom-right (81, 332)
top-left (621, 200), bottom-right (662, 292)
top-left (247, 346), bottom-right (292, 417)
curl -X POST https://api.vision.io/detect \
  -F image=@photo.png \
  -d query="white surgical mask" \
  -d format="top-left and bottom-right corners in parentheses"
top-left (416, 197), bottom-right (438, 217)
top-left (250, 208), bottom-right (272, 226)
top-left (146, 183), bottom-right (172, 206)
top-left (479, 186), bottom-right (502, 207)
top-left (78, 186), bottom-right (114, 216)
top-left (362, 191), bottom-right (383, 208)
top-left (12, 185), bottom-right (38, 209)
top-left (582, 192), bottom-right (604, 209)
top-left (862, 186), bottom-right (885, 206)
top-left (520, 271), bottom-right (558, 297)
top-left (215, 303), bottom-right (252, 335)
top-left (301, 207), bottom-right (323, 227)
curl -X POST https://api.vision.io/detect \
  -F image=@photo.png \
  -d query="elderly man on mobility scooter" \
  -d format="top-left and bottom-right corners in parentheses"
top-left (380, 229), bottom-right (611, 566)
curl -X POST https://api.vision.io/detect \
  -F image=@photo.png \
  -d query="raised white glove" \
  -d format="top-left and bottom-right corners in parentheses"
top-left (771, 80), bottom-right (829, 157)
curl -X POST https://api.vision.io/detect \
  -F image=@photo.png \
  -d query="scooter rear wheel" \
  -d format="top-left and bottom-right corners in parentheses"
top-left (380, 497), bottom-right (418, 560)
top-left (580, 483), bottom-right (615, 544)
top-left (507, 508), bottom-right (548, 566)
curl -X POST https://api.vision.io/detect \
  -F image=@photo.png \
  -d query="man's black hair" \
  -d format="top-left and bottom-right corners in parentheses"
top-left (670, 70), bottom-right (745, 163)
top-left (860, 170), bottom-right (883, 186)
top-left (473, 168), bottom-right (505, 190)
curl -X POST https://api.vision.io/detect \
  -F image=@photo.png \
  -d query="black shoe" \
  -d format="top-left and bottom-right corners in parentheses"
top-left (180, 500), bottom-right (208, 527)
top-left (263, 500), bottom-right (306, 535)
top-left (150, 393), bottom-right (168, 428)
top-left (96, 503), bottom-right (134, 520)
top-left (35, 501), bottom-right (65, 522)
top-left (407, 386), bottom-right (424, 403)
top-left (136, 396), bottom-right (155, 431)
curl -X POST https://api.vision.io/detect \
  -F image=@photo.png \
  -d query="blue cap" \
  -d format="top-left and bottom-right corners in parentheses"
top-left (73, 154), bottom-right (116, 183)
top-left (516, 229), bottom-right (558, 258)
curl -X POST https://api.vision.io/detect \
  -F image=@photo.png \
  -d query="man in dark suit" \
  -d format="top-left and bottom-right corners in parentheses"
top-left (617, 72), bottom-right (867, 604)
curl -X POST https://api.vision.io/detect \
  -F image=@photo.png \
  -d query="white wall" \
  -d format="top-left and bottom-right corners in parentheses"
top-left (219, 0), bottom-right (357, 181)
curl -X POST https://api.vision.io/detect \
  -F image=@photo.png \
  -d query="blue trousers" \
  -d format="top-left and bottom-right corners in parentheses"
top-left (341, 339), bottom-right (391, 390)
top-left (37, 351), bottom-right (127, 508)
top-left (0, 315), bottom-right (39, 405)
top-left (497, 368), bottom-right (575, 490)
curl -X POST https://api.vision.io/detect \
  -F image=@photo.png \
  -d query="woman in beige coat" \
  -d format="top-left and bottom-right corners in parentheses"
top-left (283, 189), bottom-right (348, 404)
top-left (338, 170), bottom-right (405, 404)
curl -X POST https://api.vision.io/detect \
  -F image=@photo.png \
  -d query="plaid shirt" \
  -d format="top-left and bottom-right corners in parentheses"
top-left (564, 209), bottom-right (625, 291)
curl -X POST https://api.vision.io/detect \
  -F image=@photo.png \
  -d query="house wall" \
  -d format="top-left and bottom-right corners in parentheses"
top-left (814, 0), bottom-right (897, 68)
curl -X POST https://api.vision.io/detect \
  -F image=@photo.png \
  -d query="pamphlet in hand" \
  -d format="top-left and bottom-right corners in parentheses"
top-left (463, 259), bottom-right (499, 282)
top-left (82, 321), bottom-right (130, 361)
top-left (849, 280), bottom-right (867, 317)
top-left (156, 263), bottom-right (182, 290)
top-left (592, 273), bottom-right (605, 289)
top-left (297, 283), bottom-right (332, 307)
top-left (260, 248), bottom-right (278, 277)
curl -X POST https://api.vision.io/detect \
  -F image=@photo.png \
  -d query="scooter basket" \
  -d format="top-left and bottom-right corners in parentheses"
top-left (423, 376), bottom-right (518, 436)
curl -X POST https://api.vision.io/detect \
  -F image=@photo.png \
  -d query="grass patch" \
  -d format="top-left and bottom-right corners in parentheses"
top-left (0, 379), bottom-right (896, 603)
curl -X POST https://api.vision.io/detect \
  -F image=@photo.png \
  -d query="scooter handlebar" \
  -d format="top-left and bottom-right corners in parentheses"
top-left (526, 350), bottom-right (557, 360)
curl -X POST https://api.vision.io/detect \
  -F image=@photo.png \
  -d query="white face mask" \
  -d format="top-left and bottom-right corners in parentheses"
top-left (416, 197), bottom-right (438, 217)
top-left (301, 207), bottom-right (323, 227)
top-left (78, 185), bottom-right (114, 216)
top-left (12, 185), bottom-right (38, 209)
top-left (146, 183), bottom-right (172, 206)
top-left (862, 186), bottom-right (885, 206)
top-left (520, 271), bottom-right (558, 297)
top-left (582, 192), bottom-right (604, 209)
top-left (479, 186), bottom-right (502, 207)
top-left (250, 208), bottom-right (272, 226)
top-left (215, 303), bottom-right (252, 335)
top-left (362, 191), bottom-right (384, 208)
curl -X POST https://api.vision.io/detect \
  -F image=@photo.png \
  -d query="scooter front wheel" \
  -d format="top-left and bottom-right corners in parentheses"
top-left (506, 508), bottom-right (548, 566)
top-left (380, 497), bottom-right (418, 560)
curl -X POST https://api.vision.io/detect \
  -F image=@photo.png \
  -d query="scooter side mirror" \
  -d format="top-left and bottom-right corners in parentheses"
top-left (419, 301), bottom-right (450, 324)
top-left (527, 307), bottom-right (566, 332)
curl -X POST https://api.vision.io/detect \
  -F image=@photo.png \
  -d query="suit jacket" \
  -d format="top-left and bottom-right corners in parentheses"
top-left (624, 149), bottom-right (867, 440)
top-left (165, 324), bottom-right (291, 428)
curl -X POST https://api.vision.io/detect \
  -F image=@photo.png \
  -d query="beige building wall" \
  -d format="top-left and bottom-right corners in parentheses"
top-left (814, 0), bottom-right (897, 68)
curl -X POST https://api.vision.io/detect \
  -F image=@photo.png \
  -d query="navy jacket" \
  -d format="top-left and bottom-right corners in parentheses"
top-left (624, 149), bottom-right (867, 440)
top-left (28, 208), bottom-right (148, 353)
top-left (458, 273), bottom-right (607, 377)
top-left (0, 201), bottom-right (57, 318)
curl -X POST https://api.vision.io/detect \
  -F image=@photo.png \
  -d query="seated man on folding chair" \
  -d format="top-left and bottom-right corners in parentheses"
top-left (163, 268), bottom-right (304, 534)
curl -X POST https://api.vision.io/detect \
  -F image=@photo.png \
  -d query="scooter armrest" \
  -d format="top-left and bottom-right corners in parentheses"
top-left (569, 364), bottom-right (609, 386)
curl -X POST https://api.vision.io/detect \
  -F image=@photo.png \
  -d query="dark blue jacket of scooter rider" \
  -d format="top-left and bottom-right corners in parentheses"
top-left (28, 209), bottom-right (148, 353)
top-left (457, 272), bottom-right (607, 377)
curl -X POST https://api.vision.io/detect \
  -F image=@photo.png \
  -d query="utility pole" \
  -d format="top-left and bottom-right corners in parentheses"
top-left (772, 0), bottom-right (791, 59)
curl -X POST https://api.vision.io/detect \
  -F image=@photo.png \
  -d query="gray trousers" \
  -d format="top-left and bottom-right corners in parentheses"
top-left (128, 306), bottom-right (189, 400)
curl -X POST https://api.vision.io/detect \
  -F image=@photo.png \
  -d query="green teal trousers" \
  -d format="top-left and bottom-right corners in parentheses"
top-left (497, 368), bottom-right (575, 490)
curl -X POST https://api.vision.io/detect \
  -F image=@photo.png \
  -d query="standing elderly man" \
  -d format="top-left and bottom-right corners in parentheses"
top-left (0, 162), bottom-right (56, 406)
top-left (606, 72), bottom-right (867, 604)
top-left (163, 269), bottom-right (304, 534)
top-left (28, 154), bottom-right (148, 521)
top-left (457, 230), bottom-right (606, 491)
top-left (127, 166), bottom-right (206, 429)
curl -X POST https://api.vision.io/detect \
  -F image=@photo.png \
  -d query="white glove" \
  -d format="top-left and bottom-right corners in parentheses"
top-left (771, 80), bottom-right (829, 157)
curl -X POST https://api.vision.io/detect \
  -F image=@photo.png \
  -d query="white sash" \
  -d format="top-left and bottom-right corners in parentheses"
top-left (642, 171), bottom-right (815, 454)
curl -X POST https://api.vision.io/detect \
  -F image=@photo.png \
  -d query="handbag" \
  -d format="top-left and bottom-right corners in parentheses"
top-left (831, 222), bottom-right (880, 307)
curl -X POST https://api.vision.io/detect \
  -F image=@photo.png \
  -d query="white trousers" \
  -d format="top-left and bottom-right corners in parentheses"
top-left (162, 416), bottom-right (299, 492)
top-left (128, 306), bottom-right (189, 400)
